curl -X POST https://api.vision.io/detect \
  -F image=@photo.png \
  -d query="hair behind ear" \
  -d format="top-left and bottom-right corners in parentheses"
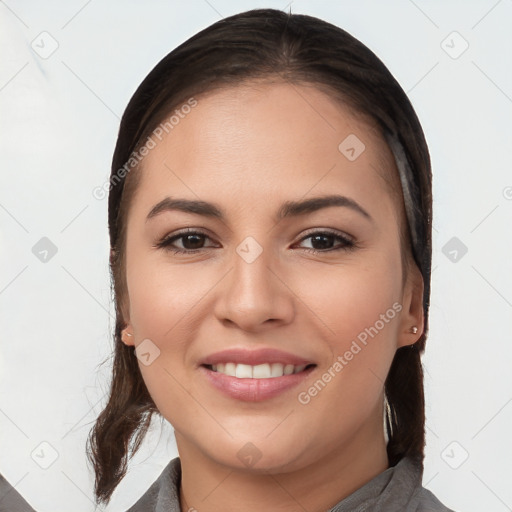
top-left (86, 322), bottom-right (157, 504)
top-left (385, 340), bottom-right (426, 466)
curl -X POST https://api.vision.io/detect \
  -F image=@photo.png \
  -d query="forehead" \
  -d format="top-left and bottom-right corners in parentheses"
top-left (131, 81), bottom-right (399, 222)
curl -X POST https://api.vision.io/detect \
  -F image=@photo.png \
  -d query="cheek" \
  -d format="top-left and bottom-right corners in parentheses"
top-left (292, 257), bottom-right (403, 415)
top-left (124, 256), bottom-right (205, 417)
top-left (297, 255), bottom-right (402, 343)
top-left (125, 243), bottom-right (206, 341)
top-left (294, 263), bottom-right (402, 419)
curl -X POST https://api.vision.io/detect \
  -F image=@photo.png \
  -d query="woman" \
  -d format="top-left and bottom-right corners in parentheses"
top-left (87, 8), bottom-right (456, 511)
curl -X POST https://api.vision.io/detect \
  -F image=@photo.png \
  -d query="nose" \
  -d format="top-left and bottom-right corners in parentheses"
top-left (213, 241), bottom-right (295, 332)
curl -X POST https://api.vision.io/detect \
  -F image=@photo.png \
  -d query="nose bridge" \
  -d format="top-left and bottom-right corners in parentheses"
top-left (214, 235), bottom-right (294, 329)
top-left (232, 236), bottom-right (277, 308)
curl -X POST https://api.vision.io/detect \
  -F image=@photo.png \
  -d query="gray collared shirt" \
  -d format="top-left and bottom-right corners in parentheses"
top-left (126, 456), bottom-right (457, 511)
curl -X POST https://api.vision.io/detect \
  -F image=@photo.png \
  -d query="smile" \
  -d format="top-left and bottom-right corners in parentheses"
top-left (200, 363), bottom-right (316, 401)
top-left (205, 362), bottom-right (314, 378)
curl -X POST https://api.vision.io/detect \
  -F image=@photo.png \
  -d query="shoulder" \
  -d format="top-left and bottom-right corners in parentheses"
top-left (126, 457), bottom-right (182, 512)
top-left (0, 473), bottom-right (36, 512)
top-left (384, 456), bottom-right (457, 512)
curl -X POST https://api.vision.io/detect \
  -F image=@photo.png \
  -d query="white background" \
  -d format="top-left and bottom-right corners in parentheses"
top-left (1, 1), bottom-right (511, 511)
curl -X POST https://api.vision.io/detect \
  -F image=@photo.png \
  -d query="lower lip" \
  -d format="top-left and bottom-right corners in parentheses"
top-left (199, 365), bottom-right (316, 401)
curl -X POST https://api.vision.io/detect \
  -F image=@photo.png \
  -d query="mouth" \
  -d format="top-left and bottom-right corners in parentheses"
top-left (199, 361), bottom-right (317, 401)
top-left (202, 362), bottom-right (316, 378)
top-left (199, 347), bottom-right (317, 401)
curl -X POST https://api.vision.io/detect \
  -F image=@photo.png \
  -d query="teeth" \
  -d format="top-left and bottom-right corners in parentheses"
top-left (209, 362), bottom-right (309, 378)
top-left (224, 362), bottom-right (236, 376)
top-left (235, 363), bottom-right (253, 378)
top-left (253, 363), bottom-right (271, 378)
top-left (284, 364), bottom-right (294, 375)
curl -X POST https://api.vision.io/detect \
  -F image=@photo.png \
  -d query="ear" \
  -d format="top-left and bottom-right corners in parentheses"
top-left (111, 247), bottom-right (134, 346)
top-left (397, 262), bottom-right (424, 348)
top-left (119, 297), bottom-right (134, 347)
top-left (120, 322), bottom-right (135, 347)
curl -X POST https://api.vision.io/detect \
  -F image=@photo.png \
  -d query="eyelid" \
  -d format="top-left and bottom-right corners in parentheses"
top-left (296, 227), bottom-right (354, 243)
top-left (155, 226), bottom-right (357, 255)
top-left (154, 227), bottom-right (216, 248)
top-left (155, 227), bottom-right (353, 246)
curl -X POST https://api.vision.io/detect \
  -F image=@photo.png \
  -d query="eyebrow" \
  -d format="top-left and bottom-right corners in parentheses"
top-left (146, 194), bottom-right (372, 223)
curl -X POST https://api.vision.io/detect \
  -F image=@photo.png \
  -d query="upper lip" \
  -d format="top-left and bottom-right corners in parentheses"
top-left (201, 348), bottom-right (315, 367)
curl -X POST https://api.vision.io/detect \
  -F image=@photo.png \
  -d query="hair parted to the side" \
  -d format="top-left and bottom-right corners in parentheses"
top-left (86, 8), bottom-right (432, 505)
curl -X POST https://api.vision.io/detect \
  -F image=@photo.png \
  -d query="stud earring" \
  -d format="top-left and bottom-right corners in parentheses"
top-left (121, 330), bottom-right (133, 344)
top-left (410, 326), bottom-right (418, 334)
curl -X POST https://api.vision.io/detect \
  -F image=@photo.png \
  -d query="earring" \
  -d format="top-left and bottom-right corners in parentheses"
top-left (410, 326), bottom-right (418, 334)
top-left (121, 330), bottom-right (133, 344)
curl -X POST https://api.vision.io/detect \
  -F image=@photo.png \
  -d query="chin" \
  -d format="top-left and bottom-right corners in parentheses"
top-left (197, 431), bottom-right (310, 474)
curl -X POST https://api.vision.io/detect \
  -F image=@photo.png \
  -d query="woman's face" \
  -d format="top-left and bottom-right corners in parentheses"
top-left (121, 81), bottom-right (423, 472)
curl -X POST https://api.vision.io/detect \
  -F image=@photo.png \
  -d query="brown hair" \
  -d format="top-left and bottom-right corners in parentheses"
top-left (87, 8), bottom-right (432, 505)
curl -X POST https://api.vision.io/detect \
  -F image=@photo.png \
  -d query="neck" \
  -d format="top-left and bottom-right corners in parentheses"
top-left (176, 412), bottom-right (389, 512)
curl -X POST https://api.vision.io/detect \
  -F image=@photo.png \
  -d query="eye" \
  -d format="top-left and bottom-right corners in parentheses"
top-left (295, 230), bottom-right (356, 253)
top-left (154, 229), bottom-right (216, 254)
top-left (155, 228), bottom-right (357, 255)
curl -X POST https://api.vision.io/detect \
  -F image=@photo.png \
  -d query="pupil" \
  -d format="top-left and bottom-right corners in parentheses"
top-left (312, 235), bottom-right (332, 250)
top-left (184, 234), bottom-right (203, 249)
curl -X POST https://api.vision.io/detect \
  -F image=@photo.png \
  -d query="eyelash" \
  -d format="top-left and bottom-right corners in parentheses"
top-left (154, 228), bottom-right (357, 255)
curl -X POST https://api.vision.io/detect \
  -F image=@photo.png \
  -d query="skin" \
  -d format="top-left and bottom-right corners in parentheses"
top-left (120, 80), bottom-right (424, 512)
